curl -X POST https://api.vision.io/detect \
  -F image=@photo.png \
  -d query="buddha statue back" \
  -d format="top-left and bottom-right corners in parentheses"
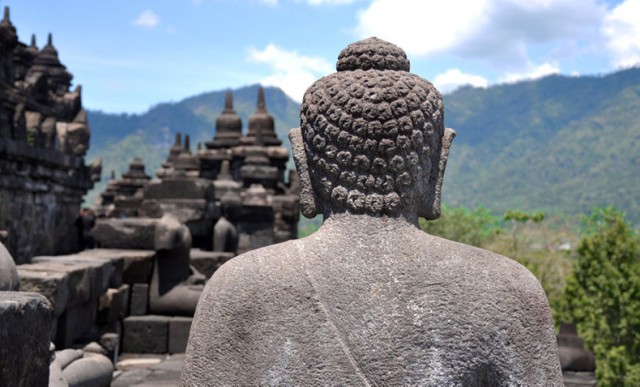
top-left (181, 38), bottom-right (562, 386)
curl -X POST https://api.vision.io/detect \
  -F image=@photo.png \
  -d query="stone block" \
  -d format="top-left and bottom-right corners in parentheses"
top-left (17, 265), bottom-right (70, 317)
top-left (33, 255), bottom-right (114, 301)
top-left (61, 353), bottom-right (114, 387)
top-left (190, 249), bottom-right (234, 278)
top-left (123, 315), bottom-right (170, 354)
top-left (26, 259), bottom-right (92, 307)
top-left (77, 249), bottom-right (154, 284)
top-left (100, 332), bottom-right (120, 361)
top-left (92, 219), bottom-right (158, 250)
top-left (0, 291), bottom-right (52, 387)
top-left (98, 287), bottom-right (123, 325)
top-left (141, 199), bottom-right (209, 223)
top-left (78, 249), bottom-right (125, 288)
top-left (0, 240), bottom-right (18, 291)
top-left (236, 205), bottom-right (274, 254)
top-left (168, 317), bottom-right (193, 353)
top-left (55, 298), bottom-right (98, 348)
top-left (122, 253), bottom-right (154, 285)
top-left (130, 283), bottom-right (149, 316)
top-left (143, 178), bottom-right (214, 200)
top-left (237, 223), bottom-right (274, 255)
top-left (118, 283), bottom-right (131, 318)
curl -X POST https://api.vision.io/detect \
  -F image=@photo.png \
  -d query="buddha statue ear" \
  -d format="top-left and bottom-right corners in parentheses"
top-left (419, 127), bottom-right (456, 220)
top-left (289, 128), bottom-right (323, 218)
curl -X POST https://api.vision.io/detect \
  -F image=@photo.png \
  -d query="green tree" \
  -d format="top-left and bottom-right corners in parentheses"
top-left (564, 207), bottom-right (640, 386)
top-left (419, 206), bottom-right (501, 247)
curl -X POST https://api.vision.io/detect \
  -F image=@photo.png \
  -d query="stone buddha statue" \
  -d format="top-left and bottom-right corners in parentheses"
top-left (0, 239), bottom-right (18, 291)
top-left (181, 38), bottom-right (562, 385)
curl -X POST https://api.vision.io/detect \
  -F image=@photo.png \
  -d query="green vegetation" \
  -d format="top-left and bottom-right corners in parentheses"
top-left (419, 206), bottom-right (501, 247)
top-left (563, 208), bottom-right (640, 386)
top-left (298, 216), bottom-right (322, 238)
top-left (443, 68), bottom-right (640, 224)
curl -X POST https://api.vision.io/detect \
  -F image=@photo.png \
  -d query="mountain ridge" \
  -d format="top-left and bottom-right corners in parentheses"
top-left (85, 69), bottom-right (640, 223)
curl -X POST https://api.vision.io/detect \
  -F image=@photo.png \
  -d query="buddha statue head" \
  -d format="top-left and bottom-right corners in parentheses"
top-left (290, 37), bottom-right (455, 221)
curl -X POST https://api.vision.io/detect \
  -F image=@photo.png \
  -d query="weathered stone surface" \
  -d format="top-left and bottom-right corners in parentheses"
top-left (557, 323), bottom-right (596, 386)
top-left (557, 323), bottom-right (596, 371)
top-left (236, 205), bottom-right (274, 254)
top-left (123, 315), bottom-right (170, 354)
top-left (26, 259), bottom-right (92, 307)
top-left (83, 341), bottom-right (107, 356)
top-left (55, 298), bottom-right (97, 348)
top-left (0, 241), bottom-right (18, 290)
top-left (272, 194), bottom-right (300, 243)
top-left (17, 264), bottom-right (70, 316)
top-left (92, 219), bottom-right (157, 250)
top-left (142, 198), bottom-right (215, 249)
top-left (148, 214), bottom-right (202, 317)
top-left (61, 353), bottom-right (113, 387)
top-left (143, 178), bottom-right (214, 201)
top-left (563, 371), bottom-right (597, 387)
top-left (101, 86), bottom-right (299, 254)
top-left (55, 349), bottom-right (83, 369)
top-left (111, 354), bottom-right (185, 387)
top-left (49, 356), bottom-right (68, 387)
top-left (182, 38), bottom-right (563, 385)
top-left (78, 249), bottom-right (125, 287)
top-left (118, 283), bottom-right (131, 318)
top-left (169, 317), bottom-right (193, 353)
top-left (142, 199), bottom-right (209, 222)
top-left (83, 249), bottom-right (155, 285)
top-left (130, 283), bottom-right (149, 316)
top-left (98, 287), bottom-right (123, 324)
top-left (189, 249), bottom-right (234, 278)
top-left (29, 255), bottom-right (115, 306)
top-left (0, 139), bottom-right (96, 264)
top-left (0, 291), bottom-right (52, 387)
top-left (0, 20), bottom-right (97, 264)
top-left (100, 332), bottom-right (120, 361)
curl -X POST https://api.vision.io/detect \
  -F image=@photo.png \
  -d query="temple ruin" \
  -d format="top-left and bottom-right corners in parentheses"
top-left (97, 86), bottom-right (300, 255)
top-left (0, 6), bottom-right (100, 264)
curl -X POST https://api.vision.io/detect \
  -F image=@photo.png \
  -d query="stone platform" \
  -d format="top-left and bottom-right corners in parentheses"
top-left (112, 353), bottom-right (185, 387)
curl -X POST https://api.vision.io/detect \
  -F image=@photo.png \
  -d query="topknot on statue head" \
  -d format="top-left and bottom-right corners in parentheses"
top-left (295, 37), bottom-right (453, 220)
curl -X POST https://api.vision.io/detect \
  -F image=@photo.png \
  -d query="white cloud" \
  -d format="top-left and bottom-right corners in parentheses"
top-left (603, 0), bottom-right (640, 69)
top-left (132, 10), bottom-right (160, 29)
top-left (247, 44), bottom-right (333, 102)
top-left (355, 0), bottom-right (605, 71)
top-left (356, 0), bottom-right (488, 57)
top-left (260, 0), bottom-right (279, 6)
top-left (499, 62), bottom-right (560, 83)
top-left (433, 69), bottom-right (488, 93)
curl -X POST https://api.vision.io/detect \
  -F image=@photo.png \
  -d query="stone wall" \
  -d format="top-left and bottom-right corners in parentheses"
top-left (0, 7), bottom-right (98, 264)
top-left (0, 138), bottom-right (95, 263)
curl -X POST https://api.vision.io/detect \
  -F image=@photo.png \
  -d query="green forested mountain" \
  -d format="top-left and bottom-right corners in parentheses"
top-left (442, 68), bottom-right (640, 223)
top-left (85, 84), bottom-right (299, 204)
top-left (86, 69), bottom-right (640, 223)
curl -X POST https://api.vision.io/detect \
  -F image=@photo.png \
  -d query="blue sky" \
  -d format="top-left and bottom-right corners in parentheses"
top-left (4, 0), bottom-right (639, 113)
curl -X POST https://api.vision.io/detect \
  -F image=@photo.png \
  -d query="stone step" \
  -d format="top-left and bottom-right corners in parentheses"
top-left (123, 315), bottom-right (193, 354)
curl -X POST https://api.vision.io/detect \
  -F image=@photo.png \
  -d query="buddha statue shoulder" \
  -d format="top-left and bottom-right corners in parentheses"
top-left (181, 38), bottom-right (562, 386)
